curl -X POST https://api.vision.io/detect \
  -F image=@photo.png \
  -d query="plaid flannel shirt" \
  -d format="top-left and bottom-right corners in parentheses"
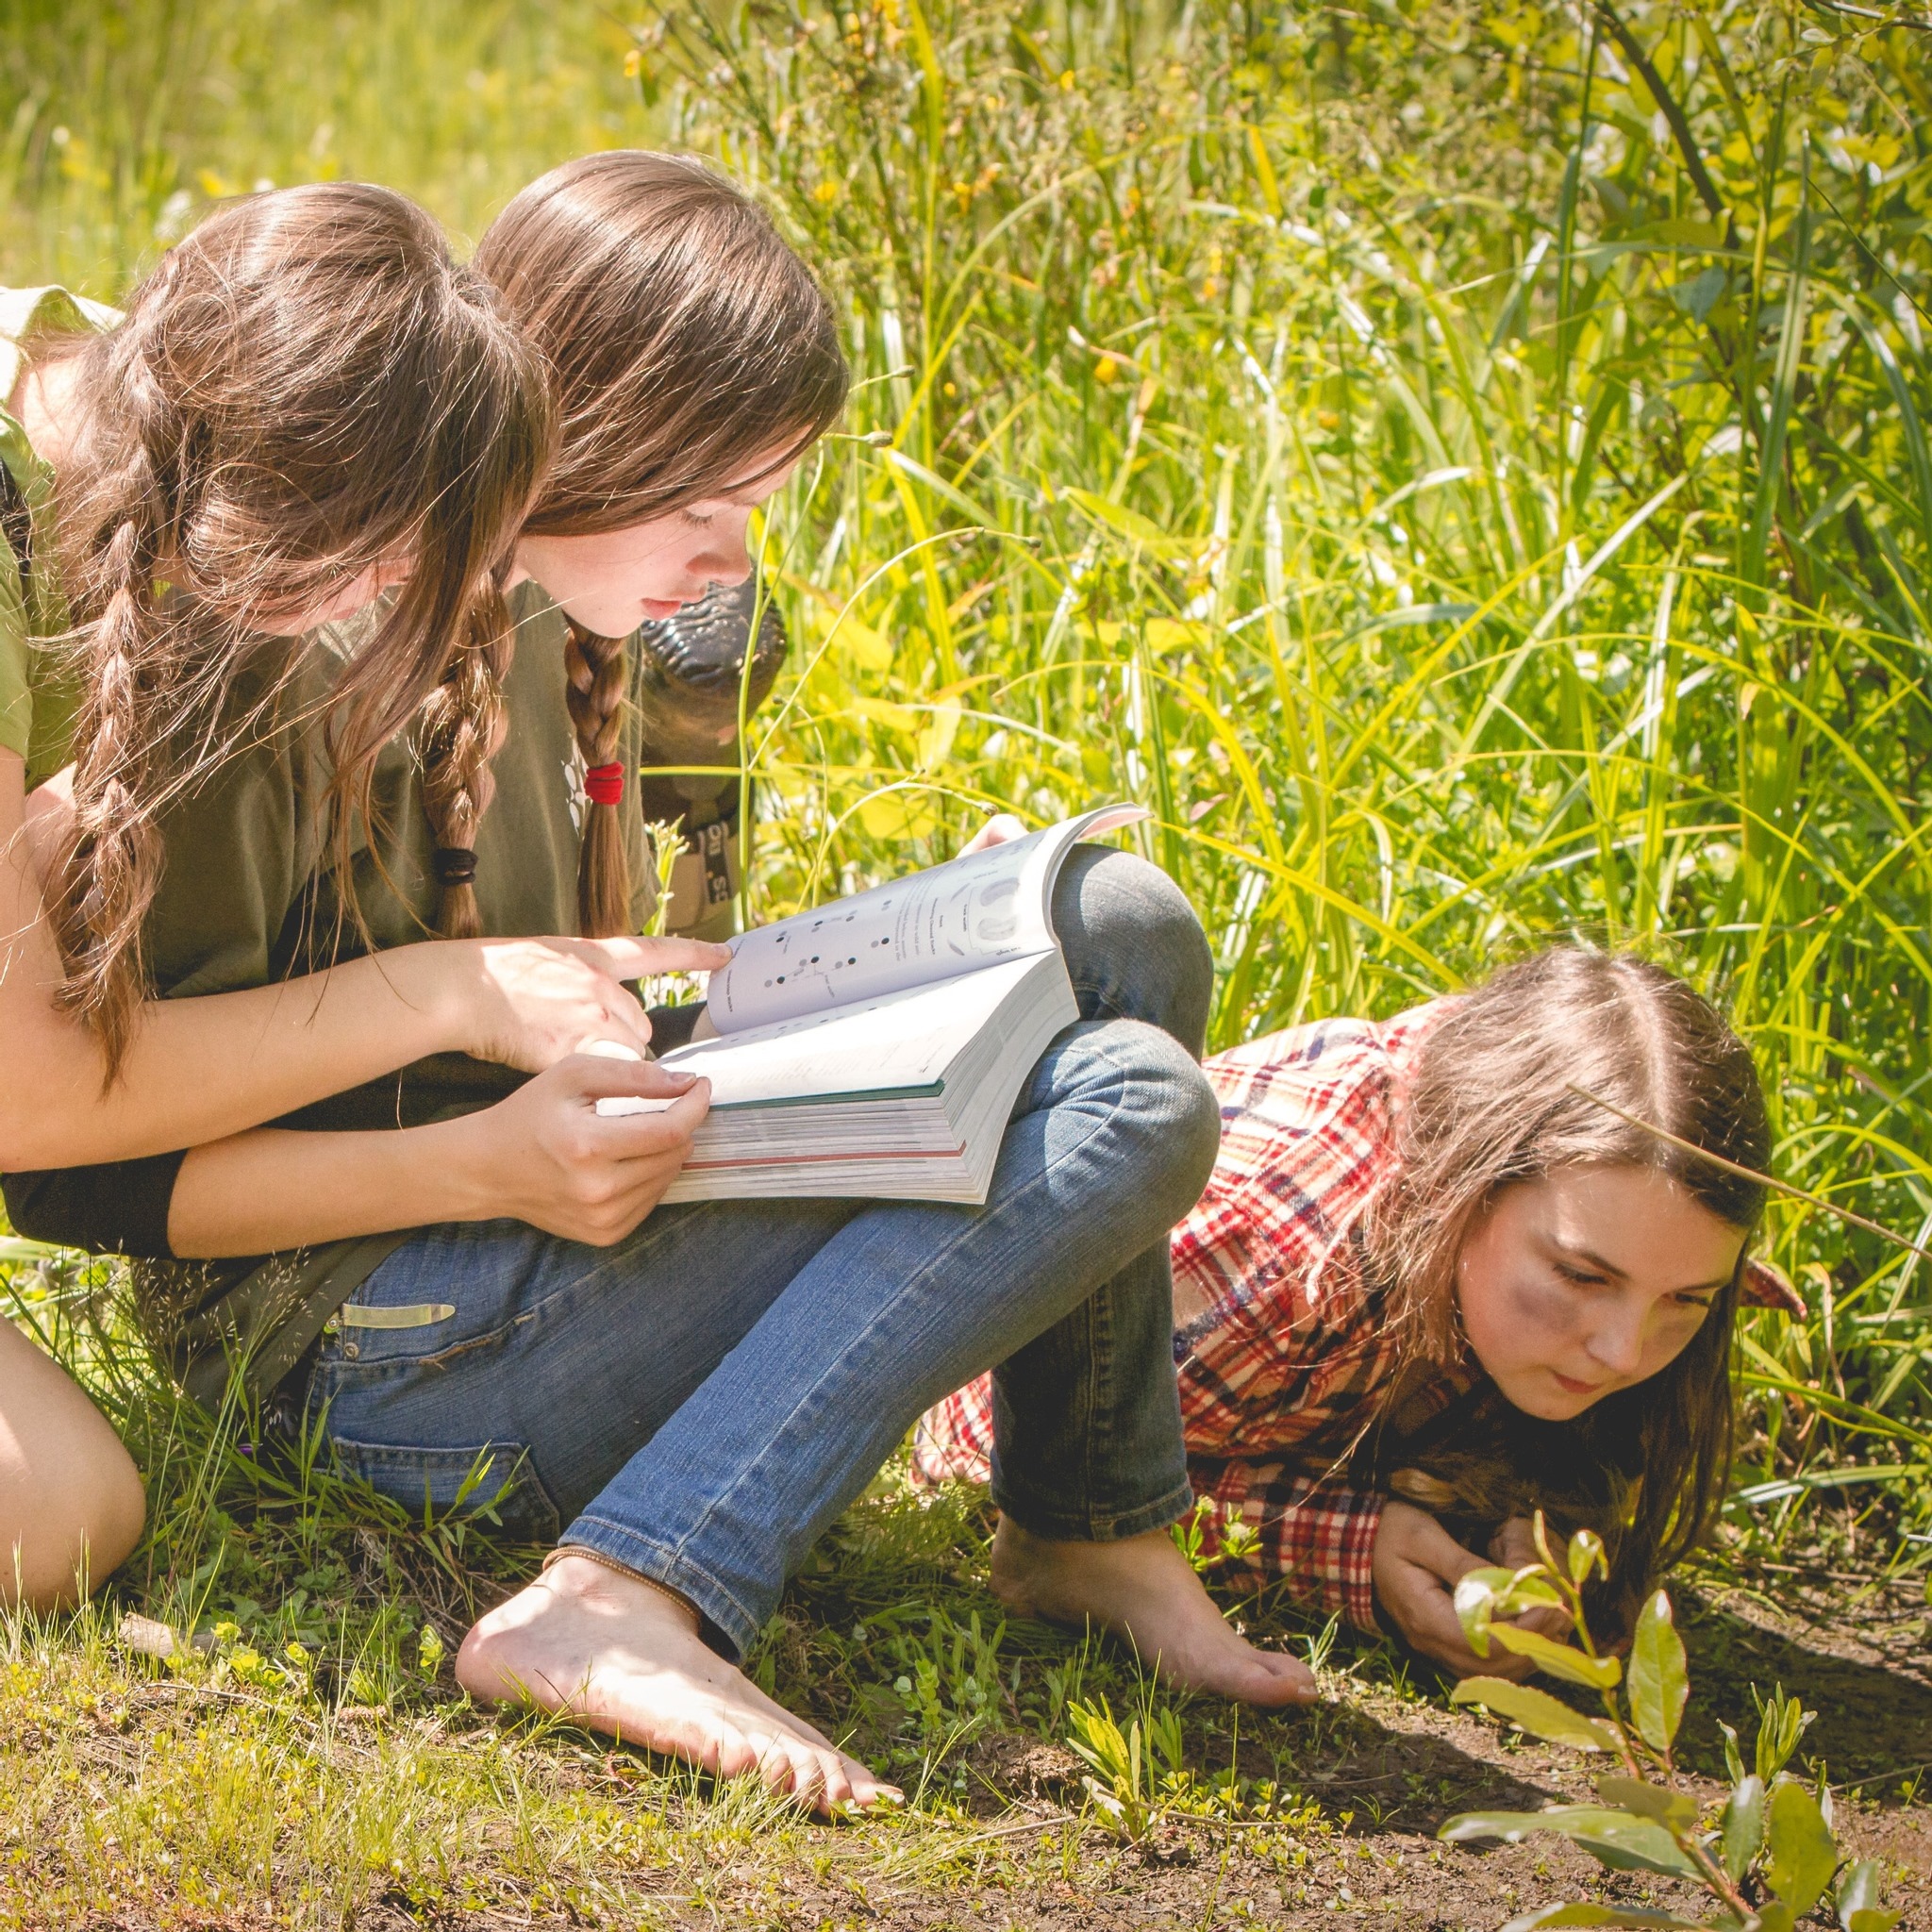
top-left (914, 1000), bottom-right (1470, 1632)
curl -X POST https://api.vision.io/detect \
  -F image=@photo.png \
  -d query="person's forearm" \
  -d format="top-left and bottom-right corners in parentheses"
top-left (168, 1055), bottom-right (704, 1257)
top-left (0, 937), bottom-right (470, 1170)
top-left (168, 1121), bottom-right (487, 1257)
top-left (2, 756), bottom-right (469, 1167)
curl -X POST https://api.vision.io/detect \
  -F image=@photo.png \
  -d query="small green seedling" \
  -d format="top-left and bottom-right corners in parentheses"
top-left (1171, 1493), bottom-right (1260, 1573)
top-left (1065, 1691), bottom-right (1186, 1840)
top-left (1438, 1515), bottom-right (1900, 1932)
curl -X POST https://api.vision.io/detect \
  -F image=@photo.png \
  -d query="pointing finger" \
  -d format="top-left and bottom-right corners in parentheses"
top-left (582, 935), bottom-right (734, 979)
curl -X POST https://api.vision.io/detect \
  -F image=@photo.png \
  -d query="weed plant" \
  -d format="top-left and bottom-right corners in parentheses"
top-left (1443, 1515), bottom-right (1902, 1931)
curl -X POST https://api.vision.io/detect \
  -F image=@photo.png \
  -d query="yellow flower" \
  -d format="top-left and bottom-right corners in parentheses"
top-left (1094, 356), bottom-right (1121, 384)
top-left (623, 48), bottom-right (643, 77)
top-left (812, 178), bottom-right (841, 206)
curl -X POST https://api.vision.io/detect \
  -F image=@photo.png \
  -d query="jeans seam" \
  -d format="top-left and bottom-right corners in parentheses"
top-left (1076, 1267), bottom-right (1110, 1530)
top-left (654, 1028), bottom-right (1165, 1598)
top-left (1068, 975), bottom-right (1127, 1026)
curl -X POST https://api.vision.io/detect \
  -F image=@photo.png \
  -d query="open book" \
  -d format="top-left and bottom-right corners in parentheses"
top-left (599, 805), bottom-right (1147, 1203)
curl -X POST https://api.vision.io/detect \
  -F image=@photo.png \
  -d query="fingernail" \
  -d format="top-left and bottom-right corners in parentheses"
top-left (664, 1068), bottom-right (696, 1085)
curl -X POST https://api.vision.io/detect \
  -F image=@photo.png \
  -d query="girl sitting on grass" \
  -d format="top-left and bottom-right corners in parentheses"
top-left (919, 943), bottom-right (1801, 1672)
top-left (0, 186), bottom-right (704, 1610)
top-left (9, 152), bottom-right (1310, 1812)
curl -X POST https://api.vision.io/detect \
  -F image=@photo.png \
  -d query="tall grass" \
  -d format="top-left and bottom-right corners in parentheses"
top-left (0, 0), bottom-right (640, 281)
top-left (650, 0), bottom-right (1932, 1556)
top-left (3, 0), bottom-right (1930, 1581)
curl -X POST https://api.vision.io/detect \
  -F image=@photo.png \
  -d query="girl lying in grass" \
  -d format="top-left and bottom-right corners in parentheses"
top-left (8, 151), bottom-right (1309, 1811)
top-left (0, 186), bottom-right (693, 1608)
top-left (919, 943), bottom-right (1801, 1673)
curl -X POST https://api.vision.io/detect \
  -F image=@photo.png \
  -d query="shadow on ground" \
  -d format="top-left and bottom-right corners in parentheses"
top-left (1677, 1578), bottom-right (1932, 1796)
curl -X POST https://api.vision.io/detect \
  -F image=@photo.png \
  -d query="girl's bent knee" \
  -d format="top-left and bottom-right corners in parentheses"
top-left (0, 1326), bottom-right (146, 1608)
top-left (1057, 849), bottom-right (1214, 1040)
top-left (1169, 1050), bottom-right (1224, 1198)
top-left (1107, 1022), bottom-right (1221, 1214)
top-left (1, 1434), bottom-right (143, 1610)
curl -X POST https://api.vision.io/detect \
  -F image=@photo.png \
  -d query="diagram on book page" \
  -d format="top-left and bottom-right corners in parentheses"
top-left (705, 805), bottom-right (1143, 1036)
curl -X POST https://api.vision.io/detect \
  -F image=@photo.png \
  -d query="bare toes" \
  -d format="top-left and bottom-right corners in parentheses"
top-left (1245, 1657), bottom-right (1319, 1707)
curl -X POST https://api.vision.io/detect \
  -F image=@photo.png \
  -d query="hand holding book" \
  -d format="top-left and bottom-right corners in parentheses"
top-left (598, 805), bottom-right (1147, 1203)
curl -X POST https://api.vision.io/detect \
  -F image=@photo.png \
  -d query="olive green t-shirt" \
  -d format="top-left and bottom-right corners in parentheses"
top-left (143, 578), bottom-right (655, 1085)
top-left (24, 578), bottom-right (658, 1401)
top-left (0, 285), bottom-right (118, 787)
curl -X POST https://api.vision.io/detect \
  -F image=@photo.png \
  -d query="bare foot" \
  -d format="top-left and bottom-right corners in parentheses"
top-left (991, 1517), bottom-right (1317, 1707)
top-left (456, 1555), bottom-right (902, 1815)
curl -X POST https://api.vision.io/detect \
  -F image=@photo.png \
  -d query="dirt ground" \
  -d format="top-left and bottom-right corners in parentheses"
top-left (9, 1559), bottom-right (1928, 1932)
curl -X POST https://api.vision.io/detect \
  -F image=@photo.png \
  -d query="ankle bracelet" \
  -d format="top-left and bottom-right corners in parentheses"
top-left (542, 1543), bottom-right (696, 1621)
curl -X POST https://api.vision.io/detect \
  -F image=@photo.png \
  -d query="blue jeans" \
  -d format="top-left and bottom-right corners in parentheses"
top-left (302, 850), bottom-right (1218, 1657)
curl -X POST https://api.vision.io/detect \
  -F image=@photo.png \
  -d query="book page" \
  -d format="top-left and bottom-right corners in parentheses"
top-left (703, 804), bottom-right (1144, 1036)
top-left (667, 954), bottom-right (1050, 1106)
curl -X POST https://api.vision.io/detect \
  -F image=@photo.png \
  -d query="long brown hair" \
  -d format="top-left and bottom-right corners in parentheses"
top-left (475, 150), bottom-right (848, 937)
top-left (47, 181), bottom-right (553, 1071)
top-left (1364, 947), bottom-right (1771, 1632)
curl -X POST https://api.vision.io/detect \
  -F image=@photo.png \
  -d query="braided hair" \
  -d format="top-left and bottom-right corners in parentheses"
top-left (46, 183), bottom-right (552, 1069)
top-left (562, 622), bottom-right (632, 938)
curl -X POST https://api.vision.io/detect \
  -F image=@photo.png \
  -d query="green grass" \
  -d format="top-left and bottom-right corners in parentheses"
top-left (4, 0), bottom-right (1932, 1923)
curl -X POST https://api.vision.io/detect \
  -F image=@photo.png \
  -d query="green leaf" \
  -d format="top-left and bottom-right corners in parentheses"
top-left (1454, 1567), bottom-right (1516, 1653)
top-left (1837, 1859), bottom-right (1901, 1932)
top-left (1061, 488), bottom-right (1191, 557)
top-left (1721, 1774), bottom-right (1765, 1882)
top-left (1567, 1528), bottom-right (1607, 1587)
top-left (1450, 1677), bottom-right (1619, 1752)
top-left (1499, 1907), bottom-right (1728, 1932)
top-left (1753, 1686), bottom-right (1814, 1785)
top-left (1764, 1779), bottom-right (1837, 1916)
top-left (1441, 1807), bottom-right (1554, 1843)
top-left (1596, 1775), bottom-right (1697, 1830)
top-left (1741, 158), bottom-right (1811, 595)
top-left (1628, 1591), bottom-right (1690, 1756)
top-left (1485, 1623), bottom-right (1624, 1689)
top-left (1647, 216), bottom-right (1729, 248)
top-left (1453, 1563), bottom-right (1566, 1622)
top-left (1439, 1807), bottom-right (1703, 1881)
top-left (0, 1236), bottom-right (66, 1263)
top-left (1670, 264), bottom-right (1729, 323)
top-left (1840, 300), bottom-right (1932, 574)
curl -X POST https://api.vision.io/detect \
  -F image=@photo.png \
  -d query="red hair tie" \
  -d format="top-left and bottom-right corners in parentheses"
top-left (584, 762), bottom-right (625, 807)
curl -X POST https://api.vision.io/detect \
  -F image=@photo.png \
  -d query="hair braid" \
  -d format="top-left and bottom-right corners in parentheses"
top-left (416, 583), bottom-right (513, 940)
top-left (563, 620), bottom-right (634, 938)
top-left (44, 182), bottom-right (551, 1079)
top-left (49, 323), bottom-right (186, 1072)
